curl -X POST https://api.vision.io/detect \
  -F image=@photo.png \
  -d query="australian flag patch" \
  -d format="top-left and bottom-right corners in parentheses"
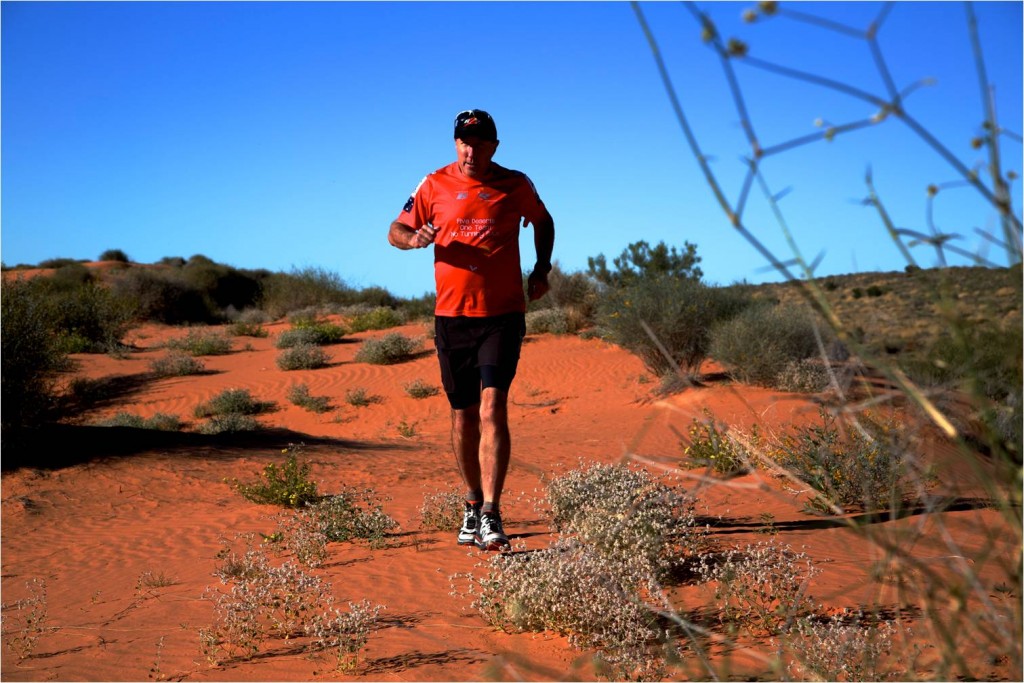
top-left (402, 196), bottom-right (414, 213)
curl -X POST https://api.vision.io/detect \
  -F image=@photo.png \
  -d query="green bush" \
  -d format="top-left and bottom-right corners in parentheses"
top-left (149, 351), bottom-right (206, 377)
top-left (259, 267), bottom-right (356, 319)
top-left (166, 330), bottom-right (232, 356)
top-left (709, 303), bottom-right (831, 388)
top-left (279, 318), bottom-right (346, 346)
top-left (94, 412), bottom-right (182, 431)
top-left (682, 410), bottom-right (755, 475)
top-left (347, 307), bottom-right (403, 333)
top-left (287, 383), bottom-right (332, 413)
top-left (353, 333), bottom-right (421, 365)
top-left (1, 278), bottom-right (67, 432)
top-left (194, 388), bottom-right (272, 418)
top-left (277, 343), bottom-right (331, 371)
top-left (228, 320), bottom-right (269, 338)
top-left (198, 413), bottom-right (262, 435)
top-left (597, 275), bottom-right (747, 378)
top-left (111, 268), bottom-right (217, 324)
top-left (768, 409), bottom-right (926, 514)
top-left (404, 379), bottom-right (440, 399)
top-left (98, 249), bottom-right (130, 263)
top-left (587, 239), bottom-right (703, 288)
top-left (232, 447), bottom-right (320, 508)
top-left (525, 308), bottom-right (570, 335)
top-left (27, 277), bottom-right (134, 354)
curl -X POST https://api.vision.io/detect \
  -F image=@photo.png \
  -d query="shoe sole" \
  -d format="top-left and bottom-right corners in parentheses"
top-left (475, 536), bottom-right (510, 551)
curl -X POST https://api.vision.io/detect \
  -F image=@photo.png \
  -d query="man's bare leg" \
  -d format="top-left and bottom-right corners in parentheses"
top-left (478, 387), bottom-right (510, 507)
top-left (451, 405), bottom-right (482, 496)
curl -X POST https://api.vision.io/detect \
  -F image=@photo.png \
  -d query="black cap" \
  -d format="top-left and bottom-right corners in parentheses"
top-left (454, 109), bottom-right (498, 141)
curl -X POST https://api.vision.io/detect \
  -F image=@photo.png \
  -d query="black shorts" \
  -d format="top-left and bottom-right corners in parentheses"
top-left (434, 312), bottom-right (526, 409)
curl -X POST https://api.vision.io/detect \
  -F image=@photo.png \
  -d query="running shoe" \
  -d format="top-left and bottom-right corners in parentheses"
top-left (476, 511), bottom-right (510, 551)
top-left (458, 501), bottom-right (481, 546)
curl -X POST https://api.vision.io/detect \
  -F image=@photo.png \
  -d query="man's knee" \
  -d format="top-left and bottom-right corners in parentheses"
top-left (479, 388), bottom-right (509, 426)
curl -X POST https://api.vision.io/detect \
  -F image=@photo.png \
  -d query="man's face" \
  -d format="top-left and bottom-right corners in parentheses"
top-left (456, 136), bottom-right (499, 179)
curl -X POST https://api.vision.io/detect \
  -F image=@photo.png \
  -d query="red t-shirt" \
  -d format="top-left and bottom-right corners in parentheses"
top-left (396, 161), bottom-right (548, 317)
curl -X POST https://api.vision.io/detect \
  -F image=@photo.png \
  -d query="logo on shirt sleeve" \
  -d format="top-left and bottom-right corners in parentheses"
top-left (402, 196), bottom-right (414, 213)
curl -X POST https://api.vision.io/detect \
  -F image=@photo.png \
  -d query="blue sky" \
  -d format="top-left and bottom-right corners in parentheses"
top-left (2, 1), bottom-right (1021, 298)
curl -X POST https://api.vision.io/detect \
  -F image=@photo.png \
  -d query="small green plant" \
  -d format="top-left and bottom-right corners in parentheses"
top-left (231, 446), bottom-right (320, 508)
top-left (682, 410), bottom-right (755, 475)
top-left (136, 570), bottom-right (178, 594)
top-left (354, 332), bottom-right (421, 365)
top-left (403, 378), bottom-right (440, 399)
top-left (769, 409), bottom-right (926, 515)
top-left (347, 306), bottom-right (403, 333)
top-left (149, 351), bottom-right (206, 377)
top-left (194, 388), bottom-right (272, 418)
top-left (396, 420), bottom-right (417, 438)
top-left (344, 387), bottom-right (380, 408)
top-left (286, 383), bottom-right (331, 413)
top-left (276, 342), bottom-right (330, 370)
top-left (95, 412), bottom-right (182, 431)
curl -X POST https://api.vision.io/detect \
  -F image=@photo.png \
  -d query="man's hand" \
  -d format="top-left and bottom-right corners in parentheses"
top-left (527, 269), bottom-right (550, 301)
top-left (410, 223), bottom-right (438, 249)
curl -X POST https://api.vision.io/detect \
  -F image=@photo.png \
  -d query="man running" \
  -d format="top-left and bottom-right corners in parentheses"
top-left (388, 109), bottom-right (555, 551)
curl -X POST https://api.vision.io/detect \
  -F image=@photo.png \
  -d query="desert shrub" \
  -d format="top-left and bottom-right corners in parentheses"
top-left (545, 462), bottom-right (701, 579)
top-left (40, 280), bottom-right (134, 353)
top-left (166, 330), bottom-right (232, 356)
top-left (94, 412), bottom-right (182, 431)
top-left (344, 387), bottom-right (380, 407)
top-left (696, 538), bottom-right (820, 637)
top-left (228, 320), bottom-right (268, 338)
top-left (110, 268), bottom-right (216, 324)
top-left (180, 260), bottom-right (264, 313)
top-left (194, 388), bottom-right (272, 418)
top-left (37, 257), bottom-right (82, 269)
top-left (354, 333), bottom-right (421, 365)
top-left (149, 351), bottom-right (206, 377)
top-left (305, 488), bottom-right (399, 547)
top-left (347, 306), bottom-right (403, 333)
top-left (682, 409), bottom-right (755, 475)
top-left (775, 358), bottom-right (835, 394)
top-left (276, 342), bottom-right (330, 370)
top-left (782, 612), bottom-right (904, 682)
top-left (275, 320), bottom-right (345, 348)
top-left (419, 487), bottom-right (463, 531)
top-left (50, 262), bottom-right (95, 288)
top-left (768, 409), bottom-right (926, 514)
top-left (588, 239), bottom-right (703, 288)
top-left (525, 308), bottom-right (570, 335)
top-left (231, 447), bottom-right (319, 508)
top-left (307, 600), bottom-right (384, 673)
top-left (453, 537), bottom-right (674, 681)
top-left (709, 303), bottom-right (831, 388)
top-left (259, 267), bottom-right (356, 319)
top-left (597, 275), bottom-right (747, 379)
top-left (197, 413), bottom-right (262, 435)
top-left (286, 383), bottom-right (331, 413)
top-left (404, 378), bottom-right (440, 399)
top-left (201, 538), bottom-right (383, 669)
top-left (532, 265), bottom-right (600, 328)
top-left (397, 292), bottom-right (436, 322)
top-left (1, 279), bottom-right (67, 432)
top-left (98, 249), bottom-right (130, 262)
top-left (157, 256), bottom-right (186, 267)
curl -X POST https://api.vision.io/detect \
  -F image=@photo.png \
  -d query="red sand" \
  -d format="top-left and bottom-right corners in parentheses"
top-left (2, 320), bottom-right (1017, 681)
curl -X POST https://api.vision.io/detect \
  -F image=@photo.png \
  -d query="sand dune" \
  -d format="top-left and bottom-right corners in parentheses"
top-left (1, 320), bottom-right (1017, 681)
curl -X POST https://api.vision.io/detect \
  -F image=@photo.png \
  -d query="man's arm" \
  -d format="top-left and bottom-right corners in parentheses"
top-left (389, 221), bottom-right (437, 250)
top-left (527, 210), bottom-right (555, 301)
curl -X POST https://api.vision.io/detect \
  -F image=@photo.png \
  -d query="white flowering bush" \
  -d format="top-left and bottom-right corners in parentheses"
top-left (453, 537), bottom-right (674, 681)
top-left (696, 538), bottom-right (819, 637)
top-left (782, 612), bottom-right (905, 681)
top-left (544, 462), bottom-right (704, 579)
top-left (201, 539), bottom-right (383, 669)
